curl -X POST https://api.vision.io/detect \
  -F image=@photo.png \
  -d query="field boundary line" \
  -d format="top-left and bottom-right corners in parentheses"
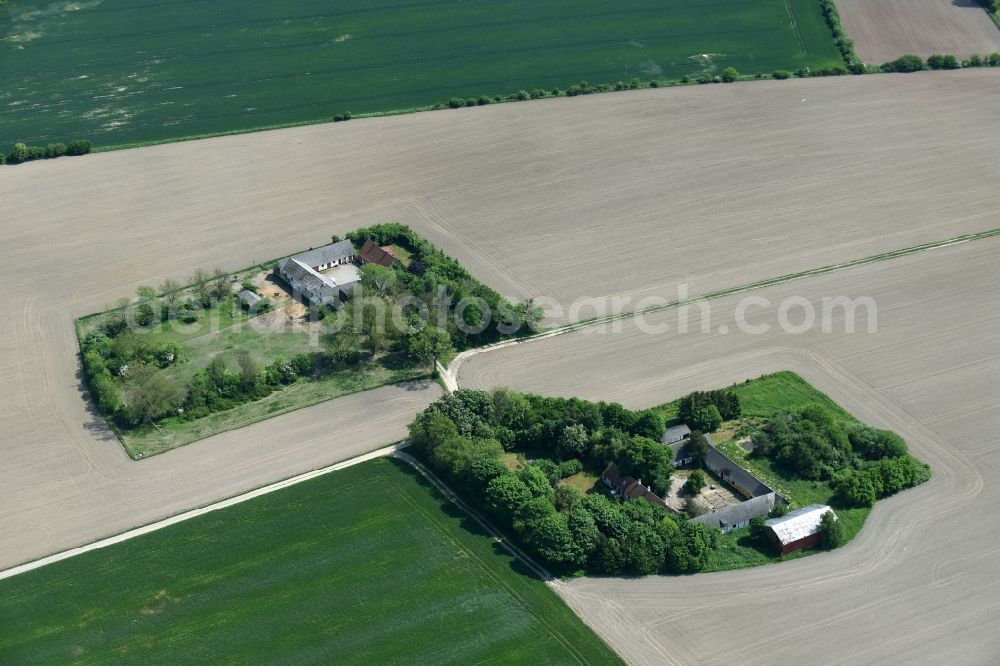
top-left (0, 442), bottom-right (406, 581)
top-left (445, 227), bottom-right (1000, 385)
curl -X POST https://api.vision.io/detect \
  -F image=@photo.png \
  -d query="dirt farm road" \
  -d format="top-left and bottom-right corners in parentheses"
top-left (2, 70), bottom-right (1000, 662)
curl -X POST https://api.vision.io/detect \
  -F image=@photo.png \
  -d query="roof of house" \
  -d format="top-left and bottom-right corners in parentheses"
top-left (663, 424), bottom-right (692, 443)
top-left (602, 462), bottom-right (622, 488)
top-left (692, 492), bottom-right (777, 531)
top-left (603, 463), bottom-right (670, 511)
top-left (358, 238), bottom-right (395, 267)
top-left (289, 239), bottom-right (355, 269)
top-left (765, 504), bottom-right (833, 545)
top-left (237, 289), bottom-right (262, 305)
top-left (277, 258), bottom-right (340, 301)
top-left (705, 446), bottom-right (773, 498)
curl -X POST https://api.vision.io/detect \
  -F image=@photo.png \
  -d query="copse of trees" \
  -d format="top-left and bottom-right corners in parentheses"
top-left (750, 404), bottom-right (930, 503)
top-left (676, 389), bottom-right (741, 432)
top-left (408, 388), bottom-right (719, 575)
top-left (3, 139), bottom-right (91, 165)
top-left (342, 223), bottom-right (543, 353)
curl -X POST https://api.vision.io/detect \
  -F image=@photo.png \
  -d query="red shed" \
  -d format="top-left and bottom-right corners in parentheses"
top-left (764, 504), bottom-right (834, 555)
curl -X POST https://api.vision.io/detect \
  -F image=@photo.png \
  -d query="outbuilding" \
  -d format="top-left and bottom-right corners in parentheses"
top-left (764, 504), bottom-right (835, 555)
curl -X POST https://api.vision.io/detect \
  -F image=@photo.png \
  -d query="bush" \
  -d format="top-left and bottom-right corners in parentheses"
top-left (819, 510), bottom-right (844, 550)
top-left (66, 139), bottom-right (92, 156)
top-left (990, 53), bottom-right (1000, 67)
top-left (47, 143), bottom-right (67, 158)
top-left (927, 54), bottom-right (961, 70)
top-left (721, 67), bottom-right (739, 83)
top-left (685, 470), bottom-right (706, 494)
top-left (447, 97), bottom-right (464, 109)
top-left (772, 70), bottom-right (791, 80)
top-left (882, 55), bottom-right (925, 73)
top-left (6, 143), bottom-right (29, 164)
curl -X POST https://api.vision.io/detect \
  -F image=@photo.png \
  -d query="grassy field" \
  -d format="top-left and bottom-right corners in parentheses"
top-left (655, 372), bottom-right (873, 572)
top-left (0, 458), bottom-right (621, 665)
top-left (1, 0), bottom-right (843, 148)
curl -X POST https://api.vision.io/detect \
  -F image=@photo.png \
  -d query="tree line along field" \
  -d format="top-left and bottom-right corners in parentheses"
top-left (1, 0), bottom-right (844, 148)
top-left (0, 458), bottom-right (621, 665)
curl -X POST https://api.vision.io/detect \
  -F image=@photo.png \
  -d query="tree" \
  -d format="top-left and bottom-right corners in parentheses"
top-left (690, 405), bottom-right (723, 432)
top-left (322, 311), bottom-right (363, 365)
top-left (557, 423), bottom-right (589, 460)
top-left (551, 482), bottom-right (581, 511)
top-left (7, 143), bottom-right (29, 165)
top-left (207, 355), bottom-right (228, 390)
top-left (191, 269), bottom-right (212, 306)
top-left (847, 424), bottom-right (907, 460)
top-left (359, 263), bottom-right (398, 297)
top-left (486, 473), bottom-right (533, 518)
top-left (406, 325), bottom-right (454, 369)
top-left (515, 299), bottom-right (544, 333)
top-left (159, 279), bottom-right (182, 317)
top-left (881, 55), bottom-right (925, 73)
top-left (123, 364), bottom-right (183, 424)
top-left (721, 67), bottom-right (739, 82)
top-left (211, 268), bottom-right (231, 301)
top-left (66, 139), bottom-right (92, 156)
top-left (518, 465), bottom-right (554, 501)
top-left (819, 510), bottom-right (844, 550)
top-left (689, 431), bottom-right (710, 468)
top-left (235, 350), bottom-right (259, 392)
top-left (748, 516), bottom-right (767, 546)
top-left (685, 469), bottom-right (706, 494)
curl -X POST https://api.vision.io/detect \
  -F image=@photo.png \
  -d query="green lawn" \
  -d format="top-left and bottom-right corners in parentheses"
top-left (1, 0), bottom-right (843, 148)
top-left (0, 459), bottom-right (621, 665)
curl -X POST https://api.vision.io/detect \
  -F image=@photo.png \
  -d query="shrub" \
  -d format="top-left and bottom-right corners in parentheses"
top-left (476, 95), bottom-right (492, 105)
top-left (819, 510), bottom-right (844, 550)
top-left (721, 67), bottom-right (739, 82)
top-left (66, 139), bottom-right (92, 155)
top-left (990, 53), bottom-right (1000, 67)
top-left (447, 97), bottom-right (464, 109)
top-left (685, 469), bottom-right (706, 494)
top-left (7, 143), bottom-right (29, 164)
top-left (47, 143), bottom-right (67, 158)
top-left (772, 70), bottom-right (791, 80)
top-left (927, 54), bottom-right (961, 70)
top-left (882, 55), bottom-right (925, 73)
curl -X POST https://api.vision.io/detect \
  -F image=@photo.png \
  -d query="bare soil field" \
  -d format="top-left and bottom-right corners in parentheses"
top-left (462, 238), bottom-right (1000, 664)
top-left (1, 70), bottom-right (999, 658)
top-left (838, 0), bottom-right (1000, 63)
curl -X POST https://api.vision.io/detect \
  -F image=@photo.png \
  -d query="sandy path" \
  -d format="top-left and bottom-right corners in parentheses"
top-left (459, 238), bottom-right (1000, 664)
top-left (838, 0), bottom-right (1000, 63)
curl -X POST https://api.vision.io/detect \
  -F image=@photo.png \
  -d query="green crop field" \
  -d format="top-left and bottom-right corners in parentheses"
top-left (1, 0), bottom-right (843, 149)
top-left (0, 458), bottom-right (621, 664)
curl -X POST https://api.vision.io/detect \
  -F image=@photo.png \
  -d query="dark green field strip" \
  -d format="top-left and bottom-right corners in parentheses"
top-left (1, 0), bottom-right (841, 148)
top-left (0, 459), bottom-right (620, 665)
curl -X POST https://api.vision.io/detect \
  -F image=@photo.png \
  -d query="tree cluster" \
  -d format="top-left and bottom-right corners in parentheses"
top-left (409, 388), bottom-right (719, 575)
top-left (341, 224), bottom-right (542, 354)
top-left (676, 389), bottom-right (741, 432)
top-left (3, 139), bottom-right (91, 165)
top-left (751, 405), bottom-right (930, 501)
top-left (883, 52), bottom-right (1000, 72)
